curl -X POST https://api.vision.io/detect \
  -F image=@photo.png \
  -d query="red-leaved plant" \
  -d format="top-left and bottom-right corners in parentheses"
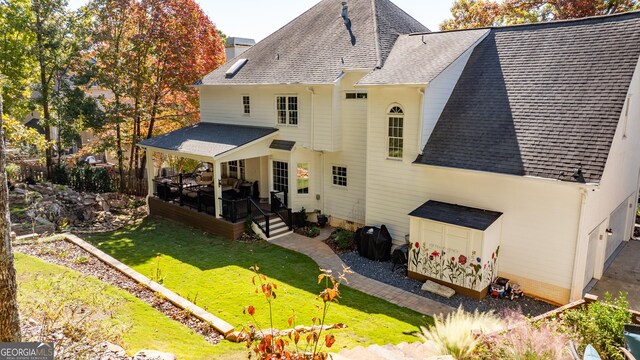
top-left (241, 264), bottom-right (352, 359)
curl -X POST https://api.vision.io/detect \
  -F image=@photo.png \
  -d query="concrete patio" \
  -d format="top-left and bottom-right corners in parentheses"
top-left (589, 239), bottom-right (640, 311)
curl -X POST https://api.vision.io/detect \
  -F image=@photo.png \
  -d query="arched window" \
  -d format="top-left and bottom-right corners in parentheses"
top-left (387, 105), bottom-right (404, 159)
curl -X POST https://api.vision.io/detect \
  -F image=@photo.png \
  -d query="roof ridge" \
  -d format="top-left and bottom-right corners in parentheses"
top-left (371, 0), bottom-right (382, 68)
top-left (409, 9), bottom-right (640, 35)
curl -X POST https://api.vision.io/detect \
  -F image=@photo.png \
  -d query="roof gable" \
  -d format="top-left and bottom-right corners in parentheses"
top-left (198, 0), bottom-right (427, 85)
top-left (358, 29), bottom-right (489, 85)
top-left (417, 12), bottom-right (640, 183)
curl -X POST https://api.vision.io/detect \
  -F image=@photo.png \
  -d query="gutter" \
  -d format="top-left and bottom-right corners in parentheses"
top-left (306, 87), bottom-right (315, 150)
top-left (569, 187), bottom-right (590, 301)
top-left (417, 87), bottom-right (426, 155)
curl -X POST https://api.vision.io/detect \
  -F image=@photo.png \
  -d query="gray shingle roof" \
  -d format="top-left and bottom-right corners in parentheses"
top-left (138, 123), bottom-right (278, 158)
top-left (416, 12), bottom-right (640, 183)
top-left (409, 201), bottom-right (503, 231)
top-left (358, 29), bottom-right (489, 85)
top-left (197, 0), bottom-right (427, 85)
top-left (270, 140), bottom-right (296, 151)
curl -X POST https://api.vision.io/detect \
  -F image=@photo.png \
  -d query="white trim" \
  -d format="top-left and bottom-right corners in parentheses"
top-left (296, 161), bottom-right (311, 196)
top-left (331, 164), bottom-right (348, 189)
top-left (275, 94), bottom-right (299, 127)
top-left (241, 94), bottom-right (251, 117)
top-left (387, 103), bottom-right (405, 160)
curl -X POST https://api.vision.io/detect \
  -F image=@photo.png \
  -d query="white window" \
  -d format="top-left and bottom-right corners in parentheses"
top-left (297, 163), bottom-right (309, 194)
top-left (242, 95), bottom-right (250, 115)
top-left (273, 161), bottom-right (289, 192)
top-left (276, 96), bottom-right (298, 125)
top-left (332, 166), bottom-right (347, 187)
top-left (387, 105), bottom-right (404, 159)
top-left (224, 160), bottom-right (245, 179)
top-left (345, 92), bottom-right (368, 99)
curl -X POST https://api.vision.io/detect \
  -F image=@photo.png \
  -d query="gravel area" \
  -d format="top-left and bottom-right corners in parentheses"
top-left (339, 251), bottom-right (557, 316)
top-left (15, 240), bottom-right (224, 345)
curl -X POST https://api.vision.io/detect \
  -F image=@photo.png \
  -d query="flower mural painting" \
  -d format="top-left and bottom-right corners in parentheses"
top-left (409, 242), bottom-right (501, 292)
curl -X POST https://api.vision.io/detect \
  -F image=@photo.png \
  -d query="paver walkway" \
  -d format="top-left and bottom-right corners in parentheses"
top-left (589, 239), bottom-right (640, 311)
top-left (269, 230), bottom-right (455, 317)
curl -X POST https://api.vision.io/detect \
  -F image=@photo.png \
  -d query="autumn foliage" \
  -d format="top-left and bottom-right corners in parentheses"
top-left (241, 265), bottom-right (352, 360)
top-left (87, 0), bottom-right (225, 178)
top-left (441, 0), bottom-right (640, 30)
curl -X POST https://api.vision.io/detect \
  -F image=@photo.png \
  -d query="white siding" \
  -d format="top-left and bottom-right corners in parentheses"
top-left (366, 86), bottom-right (582, 301)
top-left (321, 72), bottom-right (369, 224)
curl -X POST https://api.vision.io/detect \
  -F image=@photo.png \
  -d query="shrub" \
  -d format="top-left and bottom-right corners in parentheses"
top-left (418, 307), bottom-right (503, 359)
top-left (480, 311), bottom-right (570, 360)
top-left (335, 228), bottom-right (354, 250)
top-left (241, 265), bottom-right (352, 359)
top-left (6, 163), bottom-right (20, 182)
top-left (308, 226), bottom-right (320, 238)
top-left (560, 292), bottom-right (630, 360)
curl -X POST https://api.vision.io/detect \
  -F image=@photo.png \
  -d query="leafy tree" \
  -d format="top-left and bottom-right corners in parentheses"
top-left (135, 0), bottom-right (225, 178)
top-left (88, 0), bottom-right (138, 189)
top-left (0, 0), bottom-right (36, 120)
top-left (441, 0), bottom-right (503, 30)
top-left (0, 88), bottom-right (21, 342)
top-left (441, 0), bottom-right (640, 30)
top-left (30, 0), bottom-right (88, 175)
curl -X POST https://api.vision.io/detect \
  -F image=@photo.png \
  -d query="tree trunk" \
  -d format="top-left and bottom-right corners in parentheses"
top-left (35, 3), bottom-right (53, 179)
top-left (137, 94), bottom-right (159, 180)
top-left (114, 94), bottom-right (125, 193)
top-left (0, 91), bottom-right (22, 342)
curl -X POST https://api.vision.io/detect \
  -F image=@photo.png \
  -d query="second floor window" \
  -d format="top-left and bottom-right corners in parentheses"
top-left (388, 105), bottom-right (404, 159)
top-left (243, 95), bottom-right (250, 115)
top-left (276, 96), bottom-right (298, 125)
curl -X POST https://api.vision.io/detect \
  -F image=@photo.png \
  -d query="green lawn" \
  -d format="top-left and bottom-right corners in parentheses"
top-left (86, 218), bottom-right (429, 351)
top-left (15, 253), bottom-right (247, 360)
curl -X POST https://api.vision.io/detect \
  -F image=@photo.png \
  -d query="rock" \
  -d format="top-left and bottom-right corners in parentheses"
top-left (133, 350), bottom-right (177, 360)
top-left (421, 280), bottom-right (456, 298)
top-left (95, 342), bottom-right (126, 358)
top-left (109, 199), bottom-right (127, 208)
top-left (225, 331), bottom-right (247, 342)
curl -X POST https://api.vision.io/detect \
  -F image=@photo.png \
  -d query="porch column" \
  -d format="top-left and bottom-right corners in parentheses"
top-left (214, 161), bottom-right (222, 218)
top-left (145, 149), bottom-right (155, 213)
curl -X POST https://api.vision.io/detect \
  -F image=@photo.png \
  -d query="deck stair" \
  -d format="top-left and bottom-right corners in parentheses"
top-left (264, 215), bottom-right (292, 239)
top-left (331, 342), bottom-right (451, 360)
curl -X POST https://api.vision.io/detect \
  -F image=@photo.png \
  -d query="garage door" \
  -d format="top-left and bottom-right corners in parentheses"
top-left (606, 199), bottom-right (630, 261)
top-left (583, 226), bottom-right (600, 290)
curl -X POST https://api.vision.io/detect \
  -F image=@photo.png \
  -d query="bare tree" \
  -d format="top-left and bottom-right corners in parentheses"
top-left (0, 89), bottom-right (21, 341)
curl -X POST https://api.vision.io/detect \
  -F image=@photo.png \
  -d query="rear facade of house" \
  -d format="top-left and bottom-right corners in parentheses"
top-left (139, 0), bottom-right (640, 305)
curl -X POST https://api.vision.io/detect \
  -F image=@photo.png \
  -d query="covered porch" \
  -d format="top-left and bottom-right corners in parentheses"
top-left (138, 123), bottom-right (293, 239)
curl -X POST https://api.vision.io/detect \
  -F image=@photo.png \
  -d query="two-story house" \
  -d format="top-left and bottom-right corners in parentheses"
top-left (138, 0), bottom-right (640, 305)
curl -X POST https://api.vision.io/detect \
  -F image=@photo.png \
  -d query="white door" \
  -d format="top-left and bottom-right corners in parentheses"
top-left (583, 226), bottom-right (600, 290)
top-left (606, 199), bottom-right (629, 261)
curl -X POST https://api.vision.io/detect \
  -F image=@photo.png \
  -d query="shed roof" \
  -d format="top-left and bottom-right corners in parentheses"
top-left (409, 201), bottom-right (503, 231)
top-left (197, 0), bottom-right (427, 85)
top-left (138, 123), bottom-right (278, 159)
top-left (416, 12), bottom-right (640, 183)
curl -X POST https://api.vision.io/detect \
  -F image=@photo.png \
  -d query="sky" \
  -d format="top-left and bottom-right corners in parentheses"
top-left (67, 0), bottom-right (454, 41)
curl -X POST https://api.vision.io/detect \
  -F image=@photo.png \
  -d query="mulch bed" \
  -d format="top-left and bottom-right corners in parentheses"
top-left (322, 233), bottom-right (355, 255)
top-left (15, 240), bottom-right (224, 345)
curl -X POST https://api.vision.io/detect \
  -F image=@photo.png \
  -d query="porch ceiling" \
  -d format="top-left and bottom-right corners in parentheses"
top-left (138, 122), bottom-right (278, 159)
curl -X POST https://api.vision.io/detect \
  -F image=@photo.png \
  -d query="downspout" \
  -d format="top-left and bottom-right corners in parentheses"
top-left (306, 87), bottom-right (315, 150)
top-left (417, 87), bottom-right (426, 154)
top-left (569, 187), bottom-right (589, 301)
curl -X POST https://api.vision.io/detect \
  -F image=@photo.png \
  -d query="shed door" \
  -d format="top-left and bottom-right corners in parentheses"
top-left (606, 199), bottom-right (629, 261)
top-left (583, 226), bottom-right (599, 290)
